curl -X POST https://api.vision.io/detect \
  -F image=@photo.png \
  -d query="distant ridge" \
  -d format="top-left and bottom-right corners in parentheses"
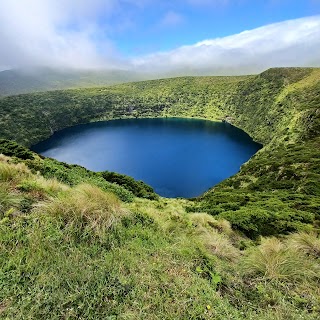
top-left (0, 66), bottom-right (259, 97)
top-left (0, 67), bottom-right (153, 96)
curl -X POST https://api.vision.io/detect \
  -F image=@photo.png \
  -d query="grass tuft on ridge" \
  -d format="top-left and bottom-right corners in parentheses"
top-left (287, 232), bottom-right (320, 258)
top-left (35, 183), bottom-right (127, 236)
top-left (242, 237), bottom-right (318, 282)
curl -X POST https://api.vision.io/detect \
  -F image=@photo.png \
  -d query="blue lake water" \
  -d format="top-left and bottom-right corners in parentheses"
top-left (32, 118), bottom-right (261, 198)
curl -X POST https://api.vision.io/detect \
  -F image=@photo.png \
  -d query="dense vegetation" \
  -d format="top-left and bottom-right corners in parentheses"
top-left (191, 68), bottom-right (320, 237)
top-left (0, 67), bottom-right (319, 236)
top-left (0, 139), bottom-right (157, 203)
top-left (0, 74), bottom-right (250, 146)
top-left (1, 153), bottom-right (320, 319)
top-left (0, 67), bottom-right (320, 319)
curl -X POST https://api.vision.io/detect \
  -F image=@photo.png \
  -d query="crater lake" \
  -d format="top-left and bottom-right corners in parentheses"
top-left (32, 118), bottom-right (261, 198)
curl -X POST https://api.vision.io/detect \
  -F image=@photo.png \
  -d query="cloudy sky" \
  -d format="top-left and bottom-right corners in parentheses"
top-left (0, 0), bottom-right (320, 74)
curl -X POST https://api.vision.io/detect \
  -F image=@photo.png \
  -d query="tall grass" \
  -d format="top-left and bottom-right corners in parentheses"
top-left (199, 229), bottom-right (240, 261)
top-left (0, 183), bottom-right (22, 215)
top-left (0, 154), bottom-right (10, 162)
top-left (242, 237), bottom-right (318, 282)
top-left (35, 183), bottom-right (127, 235)
top-left (190, 213), bottom-right (232, 235)
top-left (0, 161), bottom-right (30, 182)
top-left (287, 232), bottom-right (320, 258)
top-left (18, 175), bottom-right (69, 196)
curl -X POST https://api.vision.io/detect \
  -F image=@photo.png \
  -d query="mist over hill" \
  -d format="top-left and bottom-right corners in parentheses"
top-left (0, 67), bottom-right (156, 96)
top-left (0, 66), bottom-right (261, 97)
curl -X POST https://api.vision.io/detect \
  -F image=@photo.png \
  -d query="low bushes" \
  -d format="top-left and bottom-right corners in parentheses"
top-left (101, 171), bottom-right (158, 200)
top-left (24, 158), bottom-right (135, 202)
top-left (0, 139), bottom-right (34, 160)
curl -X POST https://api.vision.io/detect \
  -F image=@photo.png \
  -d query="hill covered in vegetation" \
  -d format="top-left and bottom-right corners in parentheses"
top-left (0, 67), bottom-right (320, 319)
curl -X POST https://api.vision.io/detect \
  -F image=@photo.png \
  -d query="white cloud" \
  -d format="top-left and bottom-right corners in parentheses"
top-left (0, 0), bottom-right (135, 70)
top-left (132, 16), bottom-right (320, 75)
top-left (0, 0), bottom-right (319, 75)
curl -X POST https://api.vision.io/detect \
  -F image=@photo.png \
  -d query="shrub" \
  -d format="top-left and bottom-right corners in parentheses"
top-left (101, 171), bottom-right (158, 200)
top-left (26, 158), bottom-right (135, 202)
top-left (220, 207), bottom-right (314, 238)
top-left (0, 139), bottom-right (34, 160)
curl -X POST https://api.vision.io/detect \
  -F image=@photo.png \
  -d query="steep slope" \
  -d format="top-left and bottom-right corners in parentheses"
top-left (0, 68), bottom-right (319, 237)
top-left (0, 75), bottom-right (251, 146)
top-left (1, 152), bottom-right (320, 319)
top-left (1, 68), bottom-right (320, 319)
top-left (193, 68), bottom-right (320, 237)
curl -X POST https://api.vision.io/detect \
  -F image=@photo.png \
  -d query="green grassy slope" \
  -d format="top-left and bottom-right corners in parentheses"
top-left (193, 68), bottom-right (320, 237)
top-left (1, 67), bottom-right (320, 319)
top-left (1, 154), bottom-right (320, 319)
top-left (0, 75), bottom-right (250, 146)
top-left (0, 68), bottom-right (319, 237)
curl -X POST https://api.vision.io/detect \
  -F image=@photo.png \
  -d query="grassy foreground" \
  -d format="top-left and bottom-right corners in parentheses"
top-left (0, 67), bottom-right (320, 318)
top-left (1, 154), bottom-right (320, 319)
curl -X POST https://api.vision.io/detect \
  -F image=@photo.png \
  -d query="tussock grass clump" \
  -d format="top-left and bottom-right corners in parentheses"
top-left (0, 154), bottom-right (11, 163)
top-left (190, 213), bottom-right (233, 235)
top-left (242, 237), bottom-right (318, 282)
top-left (0, 161), bottom-right (30, 182)
top-left (18, 176), bottom-right (69, 196)
top-left (35, 176), bottom-right (69, 194)
top-left (0, 183), bottom-right (22, 214)
top-left (199, 228), bottom-right (240, 261)
top-left (35, 183), bottom-right (127, 235)
top-left (287, 232), bottom-right (320, 258)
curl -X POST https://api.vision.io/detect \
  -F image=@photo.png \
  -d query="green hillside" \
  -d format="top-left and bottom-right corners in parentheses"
top-left (0, 68), bottom-right (320, 319)
top-left (0, 74), bottom-right (252, 146)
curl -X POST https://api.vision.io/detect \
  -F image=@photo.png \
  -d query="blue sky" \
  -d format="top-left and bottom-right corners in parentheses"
top-left (0, 0), bottom-right (320, 74)
top-left (112, 0), bottom-right (320, 55)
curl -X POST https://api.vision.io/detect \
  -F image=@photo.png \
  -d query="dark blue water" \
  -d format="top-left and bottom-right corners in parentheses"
top-left (32, 118), bottom-right (261, 198)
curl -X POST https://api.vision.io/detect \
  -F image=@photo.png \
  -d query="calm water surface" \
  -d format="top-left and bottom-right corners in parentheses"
top-left (32, 118), bottom-right (261, 198)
